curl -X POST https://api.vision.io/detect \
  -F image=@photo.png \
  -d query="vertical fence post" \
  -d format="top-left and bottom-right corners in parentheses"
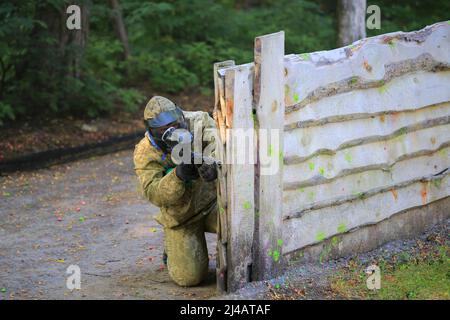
top-left (252, 31), bottom-right (285, 280)
top-left (213, 60), bottom-right (235, 293)
top-left (224, 65), bottom-right (255, 291)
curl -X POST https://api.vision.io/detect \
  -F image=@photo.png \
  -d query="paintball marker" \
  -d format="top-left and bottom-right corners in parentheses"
top-left (162, 127), bottom-right (222, 166)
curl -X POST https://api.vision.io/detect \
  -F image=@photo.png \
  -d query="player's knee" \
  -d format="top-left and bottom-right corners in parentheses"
top-left (168, 260), bottom-right (208, 287)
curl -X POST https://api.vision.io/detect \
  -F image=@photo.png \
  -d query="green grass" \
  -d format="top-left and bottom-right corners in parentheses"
top-left (329, 245), bottom-right (450, 300)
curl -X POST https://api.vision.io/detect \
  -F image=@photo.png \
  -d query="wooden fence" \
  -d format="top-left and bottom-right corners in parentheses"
top-left (213, 21), bottom-right (450, 292)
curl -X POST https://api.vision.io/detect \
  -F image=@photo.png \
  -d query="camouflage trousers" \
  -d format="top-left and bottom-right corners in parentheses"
top-left (163, 203), bottom-right (217, 286)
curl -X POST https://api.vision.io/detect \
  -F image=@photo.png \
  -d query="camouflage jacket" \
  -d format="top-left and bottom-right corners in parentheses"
top-left (133, 110), bottom-right (217, 229)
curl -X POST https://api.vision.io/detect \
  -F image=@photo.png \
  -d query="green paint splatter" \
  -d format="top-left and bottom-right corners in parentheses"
top-left (331, 236), bottom-right (339, 246)
top-left (275, 283), bottom-right (281, 289)
top-left (447, 20), bottom-right (450, 25)
top-left (269, 144), bottom-right (274, 157)
top-left (2, 192), bottom-right (11, 197)
top-left (349, 77), bottom-right (358, 85)
top-left (79, 216), bottom-right (85, 222)
top-left (377, 79), bottom-right (387, 93)
top-left (219, 206), bottom-right (225, 214)
top-left (284, 84), bottom-right (290, 96)
top-left (267, 249), bottom-right (272, 256)
top-left (252, 113), bottom-right (257, 124)
top-left (298, 187), bottom-right (305, 193)
top-left (299, 53), bottom-right (311, 60)
top-left (344, 152), bottom-right (352, 163)
top-left (316, 231), bottom-right (326, 242)
top-left (397, 127), bottom-right (408, 136)
top-left (352, 191), bottom-right (364, 199)
top-left (307, 191), bottom-right (315, 201)
top-left (279, 151), bottom-right (284, 162)
top-left (318, 167), bottom-right (325, 176)
top-left (432, 178), bottom-right (443, 188)
top-left (293, 92), bottom-right (300, 103)
top-left (277, 239), bottom-right (283, 247)
top-left (272, 250), bottom-right (280, 262)
top-left (337, 223), bottom-right (347, 233)
top-left (308, 162), bottom-right (315, 171)
top-left (243, 201), bottom-right (252, 210)
top-left (1, 288), bottom-right (6, 293)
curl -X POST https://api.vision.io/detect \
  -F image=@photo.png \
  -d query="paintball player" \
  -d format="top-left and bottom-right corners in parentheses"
top-left (133, 96), bottom-right (218, 287)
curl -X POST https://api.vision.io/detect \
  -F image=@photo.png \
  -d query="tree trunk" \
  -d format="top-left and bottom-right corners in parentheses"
top-left (59, 2), bottom-right (90, 79)
top-left (337, 0), bottom-right (367, 47)
top-left (109, 0), bottom-right (131, 60)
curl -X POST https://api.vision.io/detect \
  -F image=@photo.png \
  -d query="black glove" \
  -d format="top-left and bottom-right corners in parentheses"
top-left (198, 162), bottom-right (217, 182)
top-left (175, 163), bottom-right (199, 182)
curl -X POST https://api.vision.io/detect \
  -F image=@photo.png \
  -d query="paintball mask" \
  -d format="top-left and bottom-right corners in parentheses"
top-left (161, 126), bottom-right (193, 150)
top-left (144, 106), bottom-right (190, 152)
top-left (144, 105), bottom-right (187, 129)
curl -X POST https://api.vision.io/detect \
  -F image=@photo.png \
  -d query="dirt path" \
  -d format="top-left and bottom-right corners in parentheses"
top-left (0, 149), bottom-right (217, 300)
top-left (1, 147), bottom-right (447, 300)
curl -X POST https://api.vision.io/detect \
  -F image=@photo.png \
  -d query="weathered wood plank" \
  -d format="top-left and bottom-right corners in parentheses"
top-left (224, 65), bottom-right (255, 291)
top-left (283, 172), bottom-right (450, 253)
top-left (253, 31), bottom-right (285, 280)
top-left (284, 22), bottom-right (450, 108)
top-left (214, 61), bottom-right (235, 110)
top-left (283, 123), bottom-right (450, 187)
top-left (285, 71), bottom-right (450, 127)
top-left (284, 102), bottom-right (450, 162)
top-left (213, 60), bottom-right (234, 294)
top-left (283, 146), bottom-right (450, 216)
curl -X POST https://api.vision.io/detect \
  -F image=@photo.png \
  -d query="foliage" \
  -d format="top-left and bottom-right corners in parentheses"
top-left (1, 0), bottom-right (449, 124)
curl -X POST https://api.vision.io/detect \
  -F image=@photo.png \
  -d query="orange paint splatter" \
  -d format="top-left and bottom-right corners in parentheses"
top-left (379, 114), bottom-right (385, 123)
top-left (420, 183), bottom-right (428, 205)
top-left (363, 59), bottom-right (373, 72)
top-left (391, 112), bottom-right (399, 122)
top-left (271, 100), bottom-right (278, 112)
top-left (225, 98), bottom-right (233, 128)
top-left (390, 188), bottom-right (398, 201)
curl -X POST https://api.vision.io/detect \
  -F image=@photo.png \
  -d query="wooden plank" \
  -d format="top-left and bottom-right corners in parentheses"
top-left (214, 61), bottom-right (234, 110)
top-left (283, 172), bottom-right (450, 253)
top-left (214, 61), bottom-right (235, 142)
top-left (224, 65), bottom-right (255, 291)
top-left (284, 102), bottom-right (450, 161)
top-left (285, 71), bottom-right (450, 128)
top-left (284, 22), bottom-right (450, 108)
top-left (283, 146), bottom-right (450, 216)
top-left (253, 31), bottom-right (285, 280)
top-left (213, 60), bottom-right (234, 294)
top-left (283, 123), bottom-right (450, 187)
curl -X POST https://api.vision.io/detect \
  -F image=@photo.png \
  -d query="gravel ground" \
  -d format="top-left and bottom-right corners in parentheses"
top-left (0, 149), bottom-right (217, 300)
top-left (0, 148), bottom-right (447, 300)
